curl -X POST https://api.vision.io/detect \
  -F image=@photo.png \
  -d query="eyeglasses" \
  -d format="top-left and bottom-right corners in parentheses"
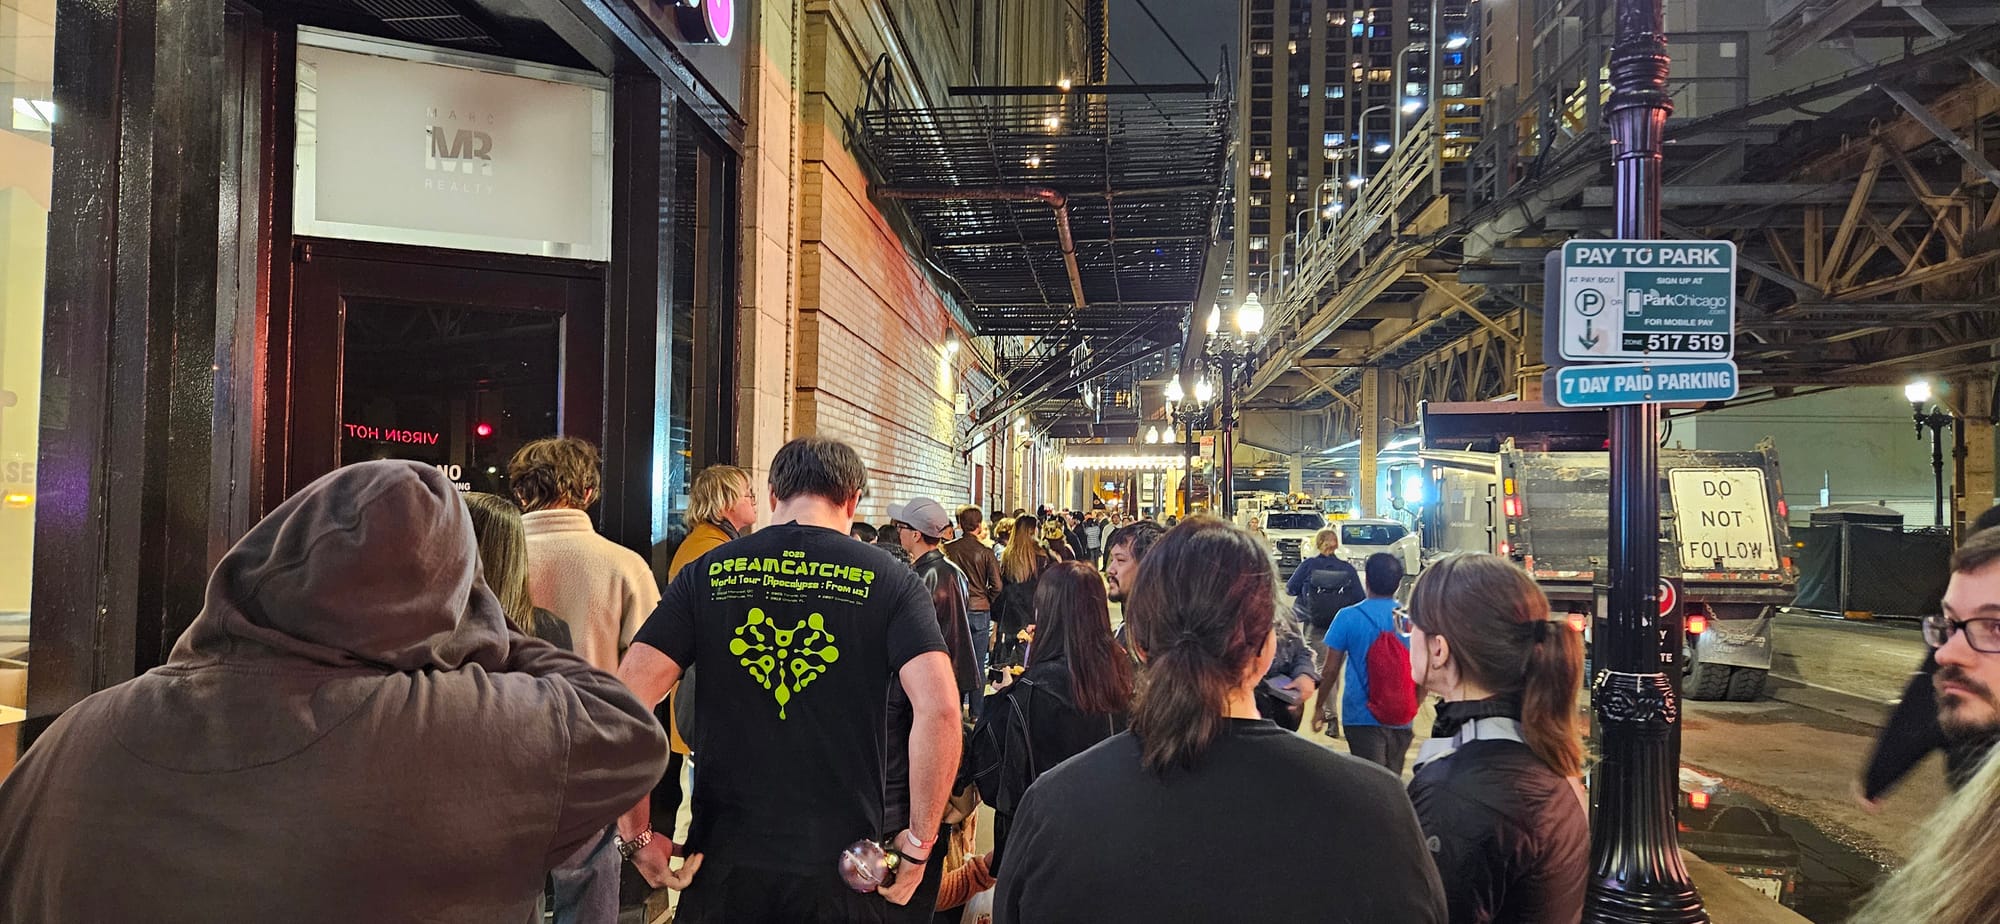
top-left (1924, 615), bottom-right (2000, 654)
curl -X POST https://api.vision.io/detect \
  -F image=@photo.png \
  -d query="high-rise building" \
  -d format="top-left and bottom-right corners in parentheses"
top-left (1233, 0), bottom-right (1478, 290)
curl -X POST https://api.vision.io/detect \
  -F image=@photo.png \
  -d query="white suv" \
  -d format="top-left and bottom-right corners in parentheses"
top-left (1333, 518), bottom-right (1422, 577)
top-left (1257, 509), bottom-right (1328, 571)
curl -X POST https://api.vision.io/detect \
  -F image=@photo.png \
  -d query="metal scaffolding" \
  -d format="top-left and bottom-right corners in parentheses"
top-left (856, 89), bottom-right (1230, 439)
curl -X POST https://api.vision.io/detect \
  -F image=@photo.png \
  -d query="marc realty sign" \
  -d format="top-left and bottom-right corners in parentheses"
top-left (294, 29), bottom-right (612, 261)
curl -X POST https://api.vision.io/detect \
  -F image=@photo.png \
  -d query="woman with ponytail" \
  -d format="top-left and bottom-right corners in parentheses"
top-left (992, 517), bottom-right (1446, 924)
top-left (1405, 553), bottom-right (1588, 924)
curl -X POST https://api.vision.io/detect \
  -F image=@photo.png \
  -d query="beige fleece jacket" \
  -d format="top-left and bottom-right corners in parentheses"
top-left (522, 508), bottom-right (660, 674)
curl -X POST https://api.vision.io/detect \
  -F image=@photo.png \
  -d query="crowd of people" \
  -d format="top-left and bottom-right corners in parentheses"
top-left (6, 432), bottom-right (2000, 924)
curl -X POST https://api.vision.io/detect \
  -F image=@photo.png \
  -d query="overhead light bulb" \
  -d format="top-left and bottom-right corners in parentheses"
top-left (1445, 35), bottom-right (1469, 49)
top-left (1348, 176), bottom-right (1365, 189)
top-left (945, 334), bottom-right (960, 355)
top-left (1165, 375), bottom-right (1185, 404)
top-left (1058, 76), bottom-right (1074, 91)
top-left (1195, 377), bottom-right (1215, 404)
top-left (1401, 99), bottom-right (1424, 114)
top-left (1024, 154), bottom-right (1043, 169)
top-left (1238, 292), bottom-right (1266, 335)
top-left (1906, 380), bottom-right (1933, 404)
top-left (1146, 427), bottom-right (1161, 444)
top-left (1372, 142), bottom-right (1391, 154)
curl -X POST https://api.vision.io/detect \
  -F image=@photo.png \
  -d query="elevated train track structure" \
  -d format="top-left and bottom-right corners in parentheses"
top-left (1229, 6), bottom-right (2000, 514)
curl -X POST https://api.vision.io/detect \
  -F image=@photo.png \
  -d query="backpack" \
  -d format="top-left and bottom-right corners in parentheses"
top-left (1364, 617), bottom-right (1421, 726)
top-left (969, 678), bottom-right (1046, 820)
top-left (1305, 565), bottom-right (1363, 628)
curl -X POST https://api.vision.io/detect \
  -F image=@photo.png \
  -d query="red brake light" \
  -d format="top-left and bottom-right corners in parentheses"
top-left (1504, 497), bottom-right (1522, 518)
top-left (1689, 791), bottom-right (1710, 811)
top-left (1777, 499), bottom-right (1788, 518)
top-left (1687, 613), bottom-right (1708, 635)
top-left (475, 422), bottom-right (495, 438)
top-left (1498, 541), bottom-right (1512, 556)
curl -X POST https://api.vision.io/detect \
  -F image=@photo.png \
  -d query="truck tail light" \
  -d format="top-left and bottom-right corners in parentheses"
top-left (1688, 790), bottom-right (1710, 810)
top-left (1498, 541), bottom-right (1513, 557)
top-left (1504, 496), bottom-right (1522, 518)
top-left (1686, 612), bottom-right (1708, 636)
top-left (1776, 499), bottom-right (1788, 518)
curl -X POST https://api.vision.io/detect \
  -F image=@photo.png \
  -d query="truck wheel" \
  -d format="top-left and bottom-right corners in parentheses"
top-left (1726, 667), bottom-right (1767, 702)
top-left (1687, 655), bottom-right (1732, 701)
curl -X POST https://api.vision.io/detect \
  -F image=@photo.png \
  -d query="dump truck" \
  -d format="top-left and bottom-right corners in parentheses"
top-left (1416, 402), bottom-right (1796, 701)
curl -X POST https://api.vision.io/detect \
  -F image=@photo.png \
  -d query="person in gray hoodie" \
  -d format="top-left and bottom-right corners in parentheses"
top-left (0, 460), bottom-right (669, 923)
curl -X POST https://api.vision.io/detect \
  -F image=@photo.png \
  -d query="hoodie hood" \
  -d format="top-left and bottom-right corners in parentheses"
top-left (170, 460), bottom-right (511, 673)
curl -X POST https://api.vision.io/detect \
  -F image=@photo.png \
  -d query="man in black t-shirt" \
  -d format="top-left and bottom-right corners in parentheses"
top-left (616, 437), bottom-right (959, 922)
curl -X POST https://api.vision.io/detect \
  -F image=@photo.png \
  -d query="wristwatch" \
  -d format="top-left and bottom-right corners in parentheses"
top-left (616, 828), bottom-right (654, 862)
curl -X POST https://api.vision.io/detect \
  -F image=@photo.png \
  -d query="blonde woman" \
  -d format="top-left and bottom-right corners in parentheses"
top-left (668, 465), bottom-right (756, 580)
top-left (994, 515), bottom-right (1054, 672)
top-left (654, 464), bottom-right (757, 862)
top-left (465, 493), bottom-right (572, 651)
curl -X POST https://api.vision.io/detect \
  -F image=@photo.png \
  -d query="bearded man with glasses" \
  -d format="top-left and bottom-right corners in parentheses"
top-left (1860, 517), bottom-right (2000, 808)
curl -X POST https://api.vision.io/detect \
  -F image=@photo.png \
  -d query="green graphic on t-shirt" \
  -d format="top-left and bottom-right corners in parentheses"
top-left (729, 608), bottom-right (841, 719)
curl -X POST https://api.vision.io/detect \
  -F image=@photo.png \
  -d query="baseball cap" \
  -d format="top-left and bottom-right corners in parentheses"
top-left (887, 497), bottom-right (954, 540)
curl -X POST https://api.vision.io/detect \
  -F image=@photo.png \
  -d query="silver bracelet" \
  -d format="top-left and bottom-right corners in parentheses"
top-left (616, 828), bottom-right (654, 861)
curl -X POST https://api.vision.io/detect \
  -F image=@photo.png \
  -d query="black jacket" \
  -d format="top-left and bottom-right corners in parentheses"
top-left (913, 549), bottom-right (981, 695)
top-left (1408, 699), bottom-right (1588, 924)
top-left (884, 549), bottom-right (980, 832)
top-left (976, 658), bottom-right (1123, 872)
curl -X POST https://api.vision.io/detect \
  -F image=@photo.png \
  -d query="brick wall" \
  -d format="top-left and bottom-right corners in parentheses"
top-left (731, 0), bottom-right (1072, 522)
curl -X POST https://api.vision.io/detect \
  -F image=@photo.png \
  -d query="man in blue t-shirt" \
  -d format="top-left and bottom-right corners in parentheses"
top-left (1312, 552), bottom-right (1414, 774)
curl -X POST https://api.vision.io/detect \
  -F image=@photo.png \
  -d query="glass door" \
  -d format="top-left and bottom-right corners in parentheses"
top-left (274, 240), bottom-right (605, 506)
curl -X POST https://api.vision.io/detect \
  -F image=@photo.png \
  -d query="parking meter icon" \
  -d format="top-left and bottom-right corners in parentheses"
top-left (1575, 288), bottom-right (1606, 317)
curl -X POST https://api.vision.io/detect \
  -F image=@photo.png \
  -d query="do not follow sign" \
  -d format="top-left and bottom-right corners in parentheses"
top-left (1548, 360), bottom-right (1740, 407)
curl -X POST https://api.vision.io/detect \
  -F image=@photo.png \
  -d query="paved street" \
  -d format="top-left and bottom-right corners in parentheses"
top-left (1669, 612), bottom-right (1947, 920)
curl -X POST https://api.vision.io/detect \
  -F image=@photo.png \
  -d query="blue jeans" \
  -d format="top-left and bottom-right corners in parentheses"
top-left (968, 609), bottom-right (993, 718)
top-left (545, 827), bottom-right (620, 924)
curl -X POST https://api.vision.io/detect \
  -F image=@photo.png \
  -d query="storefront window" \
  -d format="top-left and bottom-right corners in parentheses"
top-left (1, 0), bottom-right (54, 726)
top-left (656, 109), bottom-right (737, 540)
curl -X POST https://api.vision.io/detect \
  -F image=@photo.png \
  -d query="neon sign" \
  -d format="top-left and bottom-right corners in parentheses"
top-left (674, 0), bottom-right (734, 45)
top-left (343, 423), bottom-right (442, 445)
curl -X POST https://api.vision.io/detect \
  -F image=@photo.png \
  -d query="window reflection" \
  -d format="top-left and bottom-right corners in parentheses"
top-left (1, 0), bottom-right (56, 754)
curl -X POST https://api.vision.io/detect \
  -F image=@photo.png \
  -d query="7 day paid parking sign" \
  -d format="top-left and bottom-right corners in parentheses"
top-left (1559, 240), bottom-right (1735, 362)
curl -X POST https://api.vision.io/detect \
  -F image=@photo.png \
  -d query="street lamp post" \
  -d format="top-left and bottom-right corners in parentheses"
top-left (1393, 42), bottom-right (1428, 147)
top-left (1203, 295), bottom-right (1266, 522)
top-left (1352, 103), bottom-right (1391, 189)
top-left (1907, 380), bottom-right (1954, 527)
top-left (1584, 0), bottom-right (1706, 918)
top-left (1164, 374), bottom-right (1205, 517)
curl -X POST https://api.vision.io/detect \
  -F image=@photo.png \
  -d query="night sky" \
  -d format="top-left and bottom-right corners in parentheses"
top-left (1107, 0), bottom-right (1235, 87)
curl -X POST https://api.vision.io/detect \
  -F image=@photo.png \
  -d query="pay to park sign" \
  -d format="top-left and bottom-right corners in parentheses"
top-left (1544, 239), bottom-right (1741, 408)
top-left (1559, 240), bottom-right (1736, 362)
